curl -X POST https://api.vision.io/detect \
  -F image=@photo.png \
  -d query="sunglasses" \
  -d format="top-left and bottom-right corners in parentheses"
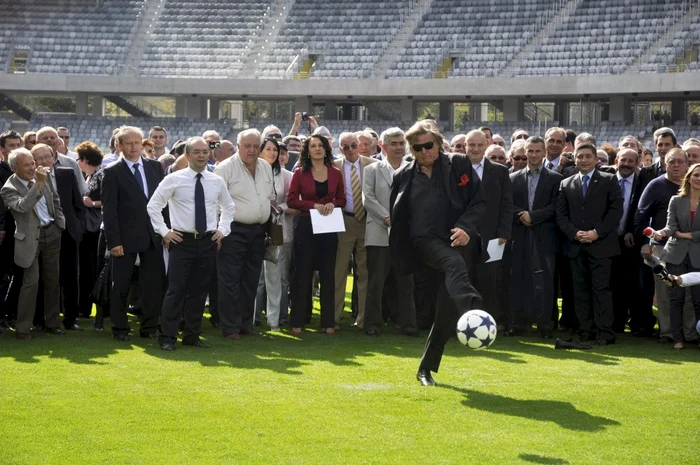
top-left (451, 143), bottom-right (464, 149)
top-left (269, 134), bottom-right (282, 140)
top-left (412, 141), bottom-right (435, 152)
top-left (512, 156), bottom-right (527, 161)
top-left (341, 143), bottom-right (359, 151)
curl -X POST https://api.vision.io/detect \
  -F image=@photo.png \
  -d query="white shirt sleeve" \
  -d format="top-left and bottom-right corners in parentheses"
top-left (147, 176), bottom-right (174, 238)
top-left (217, 178), bottom-right (235, 237)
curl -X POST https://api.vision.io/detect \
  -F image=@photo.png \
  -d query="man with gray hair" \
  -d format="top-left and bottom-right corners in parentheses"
top-left (214, 128), bottom-right (274, 340)
top-left (36, 126), bottom-right (87, 195)
top-left (450, 134), bottom-right (466, 154)
top-left (332, 131), bottom-right (377, 330)
top-left (102, 126), bottom-right (166, 341)
top-left (357, 130), bottom-right (377, 159)
top-left (203, 130), bottom-right (221, 167)
top-left (363, 127), bottom-right (417, 337)
top-left (1, 148), bottom-right (65, 339)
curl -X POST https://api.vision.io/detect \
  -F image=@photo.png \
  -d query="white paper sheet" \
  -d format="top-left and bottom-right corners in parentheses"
top-left (485, 238), bottom-right (505, 263)
top-left (310, 207), bottom-right (346, 234)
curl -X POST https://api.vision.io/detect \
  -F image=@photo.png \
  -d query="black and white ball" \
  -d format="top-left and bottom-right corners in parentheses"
top-left (457, 310), bottom-right (497, 349)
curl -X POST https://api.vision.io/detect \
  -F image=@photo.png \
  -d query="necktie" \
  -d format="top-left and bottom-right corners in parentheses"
top-left (27, 180), bottom-right (34, 190)
top-left (350, 165), bottom-right (365, 221)
top-left (619, 178), bottom-right (626, 197)
top-left (133, 163), bottom-right (146, 196)
top-left (547, 162), bottom-right (554, 170)
top-left (582, 174), bottom-right (590, 196)
top-left (619, 178), bottom-right (628, 231)
top-left (195, 173), bottom-right (206, 235)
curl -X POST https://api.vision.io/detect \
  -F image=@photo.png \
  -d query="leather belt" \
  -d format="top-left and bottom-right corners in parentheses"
top-left (176, 230), bottom-right (214, 240)
top-left (40, 222), bottom-right (54, 230)
top-left (233, 221), bottom-right (264, 229)
top-left (343, 211), bottom-right (354, 217)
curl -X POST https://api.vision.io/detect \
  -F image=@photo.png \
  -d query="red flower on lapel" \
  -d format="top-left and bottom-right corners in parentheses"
top-left (458, 173), bottom-right (469, 187)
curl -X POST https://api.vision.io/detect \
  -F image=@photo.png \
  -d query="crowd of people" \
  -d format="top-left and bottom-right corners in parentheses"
top-left (0, 114), bottom-right (699, 384)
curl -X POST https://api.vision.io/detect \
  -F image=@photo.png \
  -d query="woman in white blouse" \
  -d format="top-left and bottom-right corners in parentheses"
top-left (259, 137), bottom-right (296, 330)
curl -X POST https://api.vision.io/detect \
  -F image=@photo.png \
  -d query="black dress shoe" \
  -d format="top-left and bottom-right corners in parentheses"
top-left (113, 334), bottom-right (130, 341)
top-left (16, 332), bottom-right (32, 340)
top-left (595, 338), bottom-right (615, 346)
top-left (657, 336), bottom-right (674, 344)
top-left (45, 328), bottom-right (66, 335)
top-left (31, 325), bottom-right (45, 332)
top-left (64, 323), bottom-right (84, 331)
top-left (365, 329), bottom-right (380, 337)
top-left (140, 332), bottom-right (158, 339)
top-left (182, 339), bottom-right (211, 348)
top-left (416, 370), bottom-right (436, 386)
top-left (540, 328), bottom-right (554, 339)
top-left (576, 331), bottom-right (597, 342)
top-left (160, 342), bottom-right (176, 351)
top-left (209, 318), bottom-right (220, 328)
top-left (631, 328), bottom-right (653, 338)
top-left (503, 328), bottom-right (522, 337)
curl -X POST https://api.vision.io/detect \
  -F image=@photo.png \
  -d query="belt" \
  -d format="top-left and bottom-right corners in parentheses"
top-left (233, 221), bottom-right (264, 229)
top-left (176, 230), bottom-right (214, 240)
top-left (343, 211), bottom-right (354, 217)
top-left (40, 222), bottom-right (54, 230)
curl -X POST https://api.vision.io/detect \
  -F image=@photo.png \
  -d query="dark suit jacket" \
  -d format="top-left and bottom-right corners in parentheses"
top-left (0, 160), bottom-right (13, 232)
top-left (637, 159), bottom-right (664, 194)
top-left (54, 167), bottom-right (85, 243)
top-left (510, 166), bottom-right (562, 255)
top-left (477, 158), bottom-right (513, 259)
top-left (389, 152), bottom-right (486, 275)
top-left (101, 157), bottom-right (164, 253)
top-left (556, 170), bottom-right (623, 259)
top-left (287, 166), bottom-right (345, 215)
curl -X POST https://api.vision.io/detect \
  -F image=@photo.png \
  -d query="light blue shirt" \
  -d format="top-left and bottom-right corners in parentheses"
top-left (546, 156), bottom-right (560, 171)
top-left (101, 152), bottom-right (119, 168)
top-left (124, 156), bottom-right (149, 197)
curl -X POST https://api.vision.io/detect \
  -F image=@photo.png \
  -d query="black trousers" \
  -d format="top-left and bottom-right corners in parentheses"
top-left (0, 234), bottom-right (22, 323)
top-left (78, 230), bottom-right (100, 318)
top-left (60, 232), bottom-right (80, 326)
top-left (110, 246), bottom-right (163, 337)
top-left (364, 246), bottom-right (416, 333)
top-left (570, 250), bottom-right (615, 341)
top-left (217, 222), bottom-right (266, 336)
top-left (635, 260), bottom-right (657, 333)
top-left (159, 234), bottom-right (216, 344)
top-left (553, 251), bottom-right (577, 329)
top-left (413, 266), bottom-right (440, 330)
top-left (290, 216), bottom-right (337, 329)
top-left (414, 236), bottom-right (482, 373)
top-left (510, 233), bottom-right (555, 330)
top-left (473, 260), bottom-right (505, 325)
top-left (207, 255), bottom-right (220, 325)
top-left (666, 257), bottom-right (700, 342)
top-left (610, 237), bottom-right (644, 332)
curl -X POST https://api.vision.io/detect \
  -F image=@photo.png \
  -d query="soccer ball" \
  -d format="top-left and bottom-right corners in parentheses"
top-left (457, 310), bottom-right (497, 349)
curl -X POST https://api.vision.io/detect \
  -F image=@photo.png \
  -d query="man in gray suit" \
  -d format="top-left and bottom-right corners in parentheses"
top-left (0, 148), bottom-right (66, 339)
top-left (363, 127), bottom-right (417, 337)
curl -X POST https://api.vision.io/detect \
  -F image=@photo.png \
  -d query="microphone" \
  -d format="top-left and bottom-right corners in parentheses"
top-left (652, 265), bottom-right (669, 281)
top-left (643, 227), bottom-right (653, 237)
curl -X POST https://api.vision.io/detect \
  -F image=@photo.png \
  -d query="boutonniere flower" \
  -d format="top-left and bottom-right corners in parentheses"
top-left (458, 174), bottom-right (469, 187)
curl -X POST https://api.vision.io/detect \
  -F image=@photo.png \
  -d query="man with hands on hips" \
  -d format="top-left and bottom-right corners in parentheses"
top-left (147, 137), bottom-right (235, 351)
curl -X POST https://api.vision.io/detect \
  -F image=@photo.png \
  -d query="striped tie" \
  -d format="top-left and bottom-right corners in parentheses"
top-left (351, 165), bottom-right (365, 221)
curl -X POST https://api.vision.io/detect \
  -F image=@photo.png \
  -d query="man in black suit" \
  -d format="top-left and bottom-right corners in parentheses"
top-left (465, 130), bottom-right (512, 328)
top-left (31, 144), bottom-right (86, 330)
top-left (610, 148), bottom-right (648, 334)
top-left (507, 136), bottom-right (562, 337)
top-left (389, 122), bottom-right (485, 386)
top-left (556, 143), bottom-right (623, 345)
top-left (102, 126), bottom-right (165, 341)
top-left (0, 130), bottom-right (24, 330)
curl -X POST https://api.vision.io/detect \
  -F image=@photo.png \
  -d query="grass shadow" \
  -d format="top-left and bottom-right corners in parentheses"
top-left (441, 384), bottom-right (621, 432)
top-left (520, 454), bottom-right (570, 465)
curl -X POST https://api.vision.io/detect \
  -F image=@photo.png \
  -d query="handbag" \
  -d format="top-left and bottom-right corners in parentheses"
top-left (90, 257), bottom-right (112, 308)
top-left (264, 244), bottom-right (282, 264)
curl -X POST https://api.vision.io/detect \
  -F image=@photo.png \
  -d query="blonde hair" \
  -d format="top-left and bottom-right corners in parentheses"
top-left (404, 122), bottom-right (444, 151)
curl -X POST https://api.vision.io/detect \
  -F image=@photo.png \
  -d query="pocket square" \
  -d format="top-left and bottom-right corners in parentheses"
top-left (458, 174), bottom-right (469, 187)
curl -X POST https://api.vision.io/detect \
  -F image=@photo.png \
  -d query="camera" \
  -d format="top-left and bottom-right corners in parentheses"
top-left (209, 141), bottom-right (221, 150)
top-left (301, 112), bottom-right (309, 121)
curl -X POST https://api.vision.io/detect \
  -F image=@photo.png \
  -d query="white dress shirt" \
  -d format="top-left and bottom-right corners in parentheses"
top-left (18, 177), bottom-right (53, 226)
top-left (147, 167), bottom-right (235, 238)
top-left (471, 158), bottom-right (484, 180)
top-left (343, 158), bottom-right (362, 213)
top-left (124, 156), bottom-right (149, 198)
top-left (214, 154), bottom-right (274, 225)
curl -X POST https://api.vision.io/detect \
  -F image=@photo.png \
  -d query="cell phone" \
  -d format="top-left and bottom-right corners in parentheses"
top-left (209, 141), bottom-right (221, 150)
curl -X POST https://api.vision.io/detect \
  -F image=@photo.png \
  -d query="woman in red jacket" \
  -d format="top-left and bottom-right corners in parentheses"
top-left (287, 134), bottom-right (345, 335)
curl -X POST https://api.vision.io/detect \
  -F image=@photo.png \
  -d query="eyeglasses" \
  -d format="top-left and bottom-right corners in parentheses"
top-left (146, 149), bottom-right (155, 154)
top-left (512, 156), bottom-right (527, 161)
top-left (341, 143), bottom-right (359, 151)
top-left (412, 141), bottom-right (435, 152)
top-left (514, 134), bottom-right (529, 140)
top-left (59, 135), bottom-right (70, 140)
top-left (451, 143), bottom-right (464, 149)
top-left (27, 139), bottom-right (36, 145)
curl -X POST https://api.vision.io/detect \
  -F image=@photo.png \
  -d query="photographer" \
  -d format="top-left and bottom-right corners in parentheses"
top-left (289, 112), bottom-right (318, 136)
top-left (203, 130), bottom-right (221, 168)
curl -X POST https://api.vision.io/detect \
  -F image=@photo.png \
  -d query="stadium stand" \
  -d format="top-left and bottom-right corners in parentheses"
top-left (515, 0), bottom-right (696, 76)
top-left (256, 0), bottom-right (415, 79)
top-left (0, 0), bottom-right (146, 75)
top-left (641, 13), bottom-right (700, 72)
top-left (139, 0), bottom-right (273, 78)
top-left (27, 115), bottom-right (234, 150)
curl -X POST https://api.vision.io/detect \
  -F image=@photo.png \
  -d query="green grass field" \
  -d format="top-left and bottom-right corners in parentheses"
top-left (1, 291), bottom-right (698, 465)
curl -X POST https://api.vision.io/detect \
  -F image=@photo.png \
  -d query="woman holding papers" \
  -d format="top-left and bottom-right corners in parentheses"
top-left (287, 134), bottom-right (346, 335)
